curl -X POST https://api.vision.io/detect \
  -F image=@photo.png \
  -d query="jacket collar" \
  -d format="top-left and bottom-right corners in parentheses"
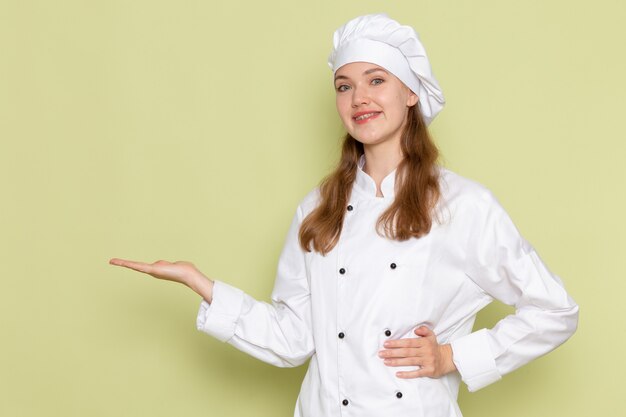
top-left (354, 154), bottom-right (397, 199)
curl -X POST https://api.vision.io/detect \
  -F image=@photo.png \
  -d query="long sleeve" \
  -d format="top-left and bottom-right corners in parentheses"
top-left (196, 205), bottom-right (315, 368)
top-left (450, 189), bottom-right (579, 392)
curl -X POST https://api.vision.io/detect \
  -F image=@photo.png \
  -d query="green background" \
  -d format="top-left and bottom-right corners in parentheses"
top-left (1, 0), bottom-right (623, 415)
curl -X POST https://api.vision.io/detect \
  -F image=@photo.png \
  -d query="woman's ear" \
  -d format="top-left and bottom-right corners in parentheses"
top-left (407, 91), bottom-right (418, 107)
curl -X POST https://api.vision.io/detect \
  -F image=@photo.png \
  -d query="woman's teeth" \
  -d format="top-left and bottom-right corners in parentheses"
top-left (355, 112), bottom-right (379, 121)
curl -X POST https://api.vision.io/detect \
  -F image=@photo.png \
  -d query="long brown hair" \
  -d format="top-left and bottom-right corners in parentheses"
top-left (299, 102), bottom-right (441, 255)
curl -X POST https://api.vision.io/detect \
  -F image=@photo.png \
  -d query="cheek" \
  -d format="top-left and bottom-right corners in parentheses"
top-left (390, 97), bottom-right (409, 120)
top-left (336, 97), bottom-right (352, 120)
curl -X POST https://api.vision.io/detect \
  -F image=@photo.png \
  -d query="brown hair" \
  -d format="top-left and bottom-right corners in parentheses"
top-left (299, 102), bottom-right (441, 255)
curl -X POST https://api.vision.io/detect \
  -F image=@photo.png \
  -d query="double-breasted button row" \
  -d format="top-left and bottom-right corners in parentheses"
top-left (339, 259), bottom-right (397, 405)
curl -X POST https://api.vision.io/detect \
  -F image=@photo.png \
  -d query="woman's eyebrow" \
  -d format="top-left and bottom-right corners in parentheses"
top-left (334, 67), bottom-right (389, 82)
top-left (364, 67), bottom-right (388, 75)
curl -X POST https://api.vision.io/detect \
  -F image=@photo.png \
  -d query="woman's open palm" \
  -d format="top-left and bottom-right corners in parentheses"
top-left (109, 258), bottom-right (203, 286)
top-left (109, 258), bottom-right (215, 302)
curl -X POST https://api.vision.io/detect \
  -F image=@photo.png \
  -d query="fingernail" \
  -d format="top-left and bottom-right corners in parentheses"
top-left (384, 342), bottom-right (391, 347)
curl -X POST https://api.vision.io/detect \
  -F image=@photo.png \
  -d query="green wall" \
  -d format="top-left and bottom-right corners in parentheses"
top-left (1, 0), bottom-right (623, 415)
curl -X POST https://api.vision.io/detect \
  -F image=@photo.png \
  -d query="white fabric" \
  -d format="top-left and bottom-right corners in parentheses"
top-left (196, 157), bottom-right (578, 417)
top-left (328, 14), bottom-right (446, 125)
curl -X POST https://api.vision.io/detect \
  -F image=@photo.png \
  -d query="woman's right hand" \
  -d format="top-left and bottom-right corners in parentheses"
top-left (109, 258), bottom-right (215, 303)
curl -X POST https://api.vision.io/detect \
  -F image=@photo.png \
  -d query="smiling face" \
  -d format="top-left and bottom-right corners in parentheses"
top-left (334, 62), bottom-right (418, 148)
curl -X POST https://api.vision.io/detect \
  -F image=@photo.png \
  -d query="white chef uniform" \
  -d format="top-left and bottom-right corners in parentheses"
top-left (196, 156), bottom-right (578, 417)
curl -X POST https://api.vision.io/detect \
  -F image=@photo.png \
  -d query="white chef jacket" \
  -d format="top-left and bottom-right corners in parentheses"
top-left (196, 156), bottom-right (578, 417)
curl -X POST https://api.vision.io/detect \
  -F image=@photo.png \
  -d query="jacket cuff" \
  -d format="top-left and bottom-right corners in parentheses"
top-left (450, 328), bottom-right (502, 392)
top-left (196, 280), bottom-right (244, 342)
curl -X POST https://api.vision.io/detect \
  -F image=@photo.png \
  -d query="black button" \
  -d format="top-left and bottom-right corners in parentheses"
top-left (347, 205), bottom-right (353, 211)
top-left (384, 329), bottom-right (391, 337)
top-left (342, 399), bottom-right (349, 406)
top-left (396, 391), bottom-right (403, 399)
top-left (339, 268), bottom-right (346, 275)
top-left (338, 332), bottom-right (345, 339)
top-left (390, 263), bottom-right (397, 269)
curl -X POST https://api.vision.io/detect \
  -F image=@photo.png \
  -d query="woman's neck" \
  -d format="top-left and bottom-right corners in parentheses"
top-left (362, 142), bottom-right (403, 197)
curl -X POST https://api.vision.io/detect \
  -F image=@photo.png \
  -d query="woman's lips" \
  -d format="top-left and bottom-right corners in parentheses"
top-left (353, 112), bottom-right (382, 124)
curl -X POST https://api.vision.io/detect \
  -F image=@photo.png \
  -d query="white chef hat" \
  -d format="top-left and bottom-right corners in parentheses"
top-left (328, 13), bottom-right (445, 125)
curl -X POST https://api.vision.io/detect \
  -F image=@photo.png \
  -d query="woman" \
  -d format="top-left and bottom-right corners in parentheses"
top-left (110, 14), bottom-right (578, 417)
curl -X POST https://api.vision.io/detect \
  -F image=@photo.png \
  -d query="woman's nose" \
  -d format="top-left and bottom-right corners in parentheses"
top-left (351, 86), bottom-right (370, 107)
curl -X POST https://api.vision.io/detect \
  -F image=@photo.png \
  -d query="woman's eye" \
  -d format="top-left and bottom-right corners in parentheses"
top-left (336, 85), bottom-right (350, 92)
top-left (371, 78), bottom-right (384, 85)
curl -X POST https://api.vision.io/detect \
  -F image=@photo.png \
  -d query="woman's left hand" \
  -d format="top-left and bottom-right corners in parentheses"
top-left (378, 326), bottom-right (457, 378)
